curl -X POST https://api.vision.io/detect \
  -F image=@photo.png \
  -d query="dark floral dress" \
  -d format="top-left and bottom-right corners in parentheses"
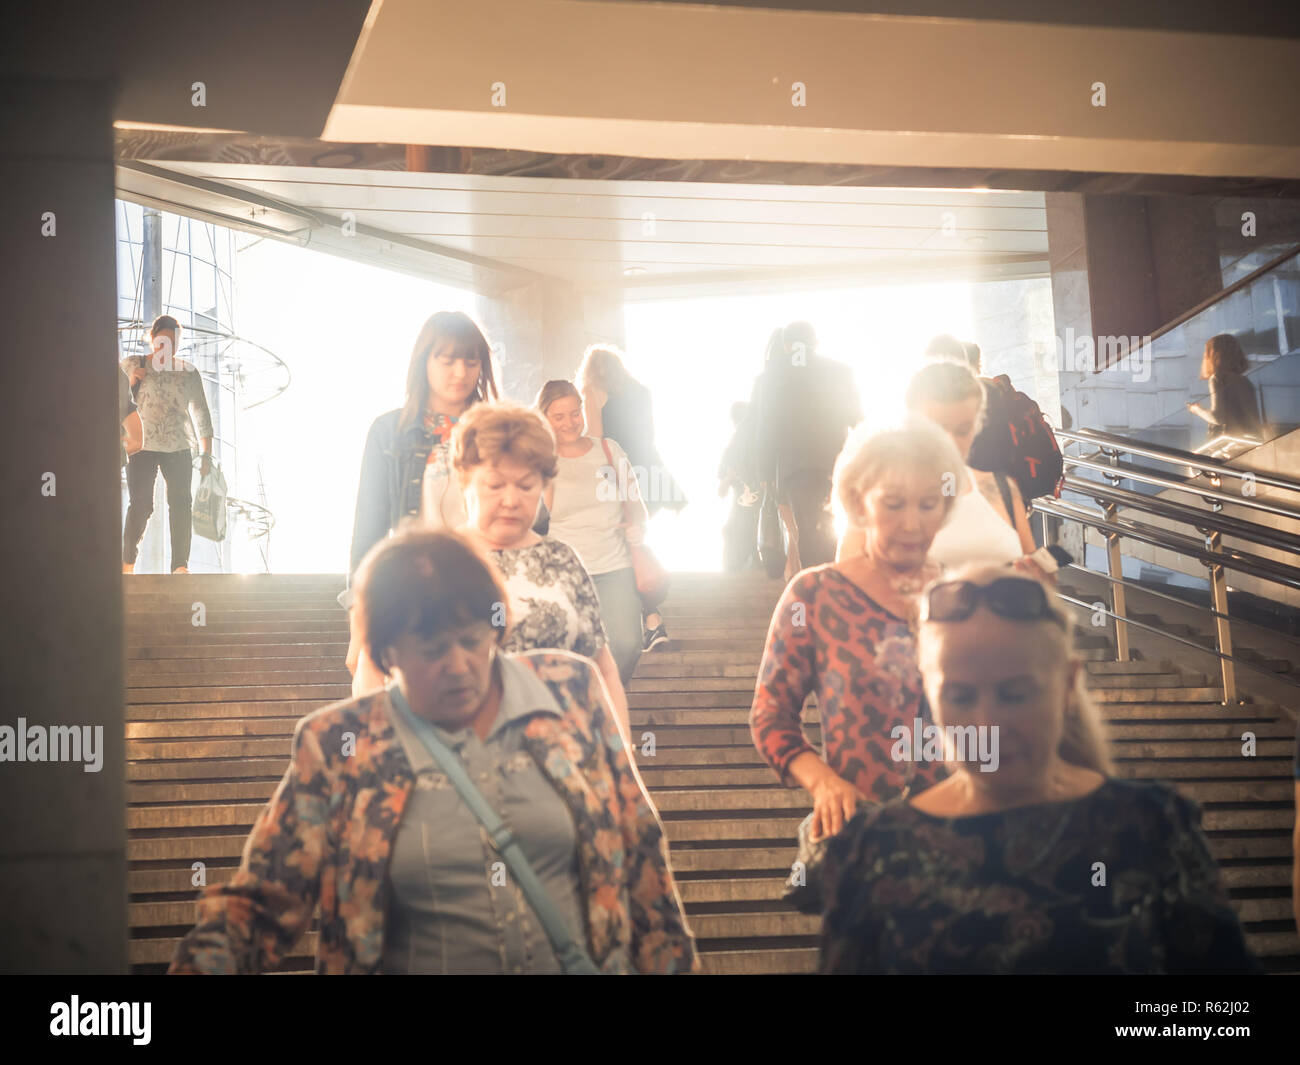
top-left (492, 537), bottom-right (608, 661)
top-left (750, 565), bottom-right (945, 802)
top-left (820, 778), bottom-right (1261, 974)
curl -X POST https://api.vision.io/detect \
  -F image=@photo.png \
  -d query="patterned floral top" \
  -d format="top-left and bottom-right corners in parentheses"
top-left (168, 650), bottom-right (697, 974)
top-left (419, 412), bottom-right (467, 530)
top-left (750, 565), bottom-right (945, 802)
top-left (119, 355), bottom-right (214, 453)
top-left (492, 537), bottom-right (608, 662)
top-left (820, 778), bottom-right (1261, 974)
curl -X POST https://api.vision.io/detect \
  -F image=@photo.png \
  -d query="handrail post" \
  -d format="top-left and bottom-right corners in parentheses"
top-left (1103, 501), bottom-right (1130, 661)
top-left (1102, 449), bottom-right (1130, 663)
top-left (1204, 530), bottom-right (1238, 705)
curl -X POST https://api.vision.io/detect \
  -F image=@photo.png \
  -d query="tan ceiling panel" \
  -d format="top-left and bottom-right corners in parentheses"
top-left (324, 0), bottom-right (1300, 178)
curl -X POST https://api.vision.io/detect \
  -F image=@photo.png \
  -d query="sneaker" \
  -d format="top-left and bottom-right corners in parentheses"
top-left (172, 566), bottom-right (189, 574)
top-left (643, 623), bottom-right (670, 652)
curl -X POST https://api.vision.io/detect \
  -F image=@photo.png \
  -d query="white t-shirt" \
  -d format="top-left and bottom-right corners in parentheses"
top-left (420, 440), bottom-right (468, 531)
top-left (547, 437), bottom-right (635, 576)
top-left (929, 473), bottom-right (1022, 570)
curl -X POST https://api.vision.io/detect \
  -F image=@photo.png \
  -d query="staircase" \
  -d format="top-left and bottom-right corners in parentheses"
top-left (124, 571), bottom-right (1299, 973)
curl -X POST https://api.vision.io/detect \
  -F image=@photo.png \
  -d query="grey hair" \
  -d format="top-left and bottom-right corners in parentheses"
top-left (916, 562), bottom-right (1113, 775)
top-left (832, 414), bottom-right (970, 528)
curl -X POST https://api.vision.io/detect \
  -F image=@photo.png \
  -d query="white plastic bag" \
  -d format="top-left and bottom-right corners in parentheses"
top-left (192, 460), bottom-right (228, 541)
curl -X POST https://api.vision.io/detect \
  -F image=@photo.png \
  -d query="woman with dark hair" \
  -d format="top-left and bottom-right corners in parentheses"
top-left (169, 528), bottom-right (696, 974)
top-left (578, 344), bottom-right (682, 651)
top-left (1187, 333), bottom-right (1263, 440)
top-left (343, 311), bottom-right (500, 694)
top-left (537, 379), bottom-right (647, 685)
top-left (821, 563), bottom-right (1259, 975)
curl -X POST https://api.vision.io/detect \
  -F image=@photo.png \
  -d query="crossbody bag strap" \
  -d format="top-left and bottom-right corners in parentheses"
top-left (386, 685), bottom-right (600, 975)
top-left (599, 438), bottom-right (636, 527)
top-left (992, 470), bottom-right (1016, 523)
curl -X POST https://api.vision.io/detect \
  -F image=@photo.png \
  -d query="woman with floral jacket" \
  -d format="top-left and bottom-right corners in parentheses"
top-left (170, 529), bottom-right (695, 975)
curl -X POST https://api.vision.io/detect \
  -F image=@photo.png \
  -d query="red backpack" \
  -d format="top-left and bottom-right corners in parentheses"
top-left (967, 375), bottom-right (1065, 503)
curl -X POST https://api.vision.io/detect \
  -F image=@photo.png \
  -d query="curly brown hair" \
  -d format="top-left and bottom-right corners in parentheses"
top-left (450, 401), bottom-right (558, 481)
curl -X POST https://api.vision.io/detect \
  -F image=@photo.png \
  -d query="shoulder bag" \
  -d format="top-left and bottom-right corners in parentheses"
top-left (600, 437), bottom-right (670, 607)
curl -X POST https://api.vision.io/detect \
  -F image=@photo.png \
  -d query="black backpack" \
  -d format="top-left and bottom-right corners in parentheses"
top-left (967, 375), bottom-right (1064, 503)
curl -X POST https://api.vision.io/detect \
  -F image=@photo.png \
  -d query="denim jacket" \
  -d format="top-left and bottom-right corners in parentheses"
top-left (348, 409), bottom-right (435, 586)
top-left (345, 407), bottom-right (549, 605)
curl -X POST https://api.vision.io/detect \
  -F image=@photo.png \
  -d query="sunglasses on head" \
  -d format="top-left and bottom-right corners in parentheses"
top-left (922, 575), bottom-right (1066, 629)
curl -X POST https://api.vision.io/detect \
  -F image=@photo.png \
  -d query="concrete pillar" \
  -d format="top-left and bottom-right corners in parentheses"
top-left (474, 275), bottom-right (624, 405)
top-left (0, 79), bottom-right (127, 972)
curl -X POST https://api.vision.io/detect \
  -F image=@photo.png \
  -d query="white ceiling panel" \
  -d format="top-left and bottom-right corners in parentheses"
top-left (124, 161), bottom-right (1048, 293)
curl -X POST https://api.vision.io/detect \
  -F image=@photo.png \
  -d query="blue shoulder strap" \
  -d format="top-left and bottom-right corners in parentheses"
top-left (387, 684), bottom-right (600, 975)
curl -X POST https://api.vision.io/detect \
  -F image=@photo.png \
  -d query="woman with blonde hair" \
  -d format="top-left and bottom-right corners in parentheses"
top-left (839, 359), bottom-right (1048, 579)
top-left (1187, 332), bottom-right (1263, 440)
top-left (819, 562), bottom-right (1260, 974)
top-left (751, 416), bottom-right (966, 842)
top-left (578, 344), bottom-right (683, 650)
top-left (537, 379), bottom-right (647, 684)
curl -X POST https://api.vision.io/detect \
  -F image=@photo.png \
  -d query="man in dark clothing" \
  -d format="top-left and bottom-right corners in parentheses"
top-left (719, 401), bottom-right (760, 572)
top-left (751, 323), bottom-right (862, 571)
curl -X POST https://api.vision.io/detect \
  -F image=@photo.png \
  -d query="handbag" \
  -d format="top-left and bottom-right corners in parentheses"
top-left (192, 457), bottom-right (228, 541)
top-left (600, 438), bottom-right (670, 607)
top-left (387, 683), bottom-right (601, 975)
top-left (782, 799), bottom-right (883, 914)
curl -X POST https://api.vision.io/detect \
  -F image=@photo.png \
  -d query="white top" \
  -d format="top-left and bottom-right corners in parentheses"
top-left (929, 474), bottom-right (1022, 570)
top-left (547, 437), bottom-right (635, 576)
top-left (420, 441), bottom-right (468, 531)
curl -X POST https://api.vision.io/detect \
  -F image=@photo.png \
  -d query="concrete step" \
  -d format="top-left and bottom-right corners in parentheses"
top-left (1109, 739), bottom-right (1293, 758)
top-left (128, 683), bottom-right (350, 703)
top-left (129, 643), bottom-right (351, 661)
top-left (129, 670), bottom-right (350, 687)
top-left (125, 801), bottom-right (1294, 835)
top-left (698, 948), bottom-right (818, 974)
top-left (1118, 759), bottom-right (1297, 779)
top-left (117, 569), bottom-right (1298, 976)
top-left (126, 700), bottom-right (326, 720)
top-left (123, 773), bottom-right (1294, 815)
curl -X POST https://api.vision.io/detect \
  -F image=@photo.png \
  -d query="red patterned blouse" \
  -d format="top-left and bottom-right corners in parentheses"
top-left (749, 565), bottom-right (945, 803)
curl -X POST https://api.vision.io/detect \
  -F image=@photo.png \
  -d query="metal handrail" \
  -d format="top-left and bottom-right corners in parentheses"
top-left (1053, 589), bottom-right (1300, 697)
top-left (1061, 561), bottom-right (1296, 646)
top-left (1063, 456), bottom-right (1300, 524)
top-left (1037, 498), bottom-right (1300, 591)
top-left (1060, 477), bottom-right (1300, 556)
top-left (1037, 427), bottom-right (1300, 704)
top-left (1060, 427), bottom-right (1300, 499)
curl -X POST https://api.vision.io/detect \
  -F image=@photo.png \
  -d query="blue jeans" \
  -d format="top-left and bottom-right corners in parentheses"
top-left (591, 567), bottom-right (643, 685)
